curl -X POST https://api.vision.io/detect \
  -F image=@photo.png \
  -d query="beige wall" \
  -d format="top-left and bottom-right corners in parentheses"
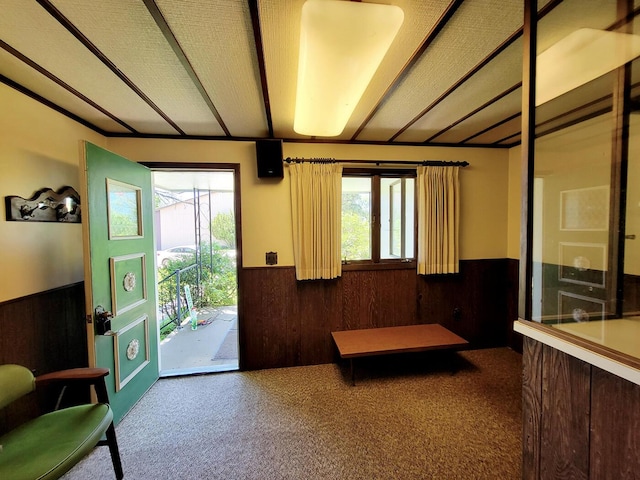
top-left (106, 137), bottom-right (286, 268)
top-left (507, 145), bottom-right (522, 260)
top-left (109, 139), bottom-right (511, 268)
top-left (628, 116), bottom-right (640, 275)
top-left (534, 115), bottom-right (611, 269)
top-left (1, 84), bottom-right (512, 302)
top-left (0, 83), bottom-right (105, 302)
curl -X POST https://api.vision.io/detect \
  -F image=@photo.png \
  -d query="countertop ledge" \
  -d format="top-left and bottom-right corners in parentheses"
top-left (514, 319), bottom-right (640, 387)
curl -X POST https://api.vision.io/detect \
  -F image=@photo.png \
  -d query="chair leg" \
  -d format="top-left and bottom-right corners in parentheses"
top-left (93, 376), bottom-right (124, 479)
top-left (105, 422), bottom-right (124, 480)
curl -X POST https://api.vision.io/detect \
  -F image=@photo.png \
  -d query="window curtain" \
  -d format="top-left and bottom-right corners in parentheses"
top-left (416, 166), bottom-right (460, 275)
top-left (289, 162), bottom-right (343, 280)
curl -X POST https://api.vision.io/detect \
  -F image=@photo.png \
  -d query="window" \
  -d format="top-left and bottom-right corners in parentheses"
top-left (341, 169), bottom-right (415, 266)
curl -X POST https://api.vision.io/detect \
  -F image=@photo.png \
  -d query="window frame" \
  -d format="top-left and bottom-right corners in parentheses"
top-left (341, 168), bottom-right (417, 271)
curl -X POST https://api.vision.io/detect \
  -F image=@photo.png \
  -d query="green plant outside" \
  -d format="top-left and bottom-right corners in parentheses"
top-left (341, 192), bottom-right (371, 260)
top-left (157, 242), bottom-right (237, 340)
top-left (211, 211), bottom-right (236, 247)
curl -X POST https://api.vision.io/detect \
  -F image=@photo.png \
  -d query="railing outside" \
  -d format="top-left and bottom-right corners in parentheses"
top-left (157, 263), bottom-right (199, 332)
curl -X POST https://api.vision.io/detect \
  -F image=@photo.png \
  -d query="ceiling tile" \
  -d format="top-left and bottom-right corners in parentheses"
top-left (156, 0), bottom-right (267, 137)
top-left (357, 0), bottom-right (524, 142)
top-left (51, 0), bottom-right (226, 136)
top-left (0, 49), bottom-right (130, 133)
top-left (395, 39), bottom-right (523, 143)
top-left (0, 0), bottom-right (178, 134)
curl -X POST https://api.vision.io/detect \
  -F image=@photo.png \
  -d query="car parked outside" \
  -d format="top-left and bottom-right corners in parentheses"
top-left (156, 245), bottom-right (196, 267)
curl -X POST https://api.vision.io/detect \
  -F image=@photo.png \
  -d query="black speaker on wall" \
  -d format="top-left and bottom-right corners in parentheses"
top-left (256, 139), bottom-right (284, 179)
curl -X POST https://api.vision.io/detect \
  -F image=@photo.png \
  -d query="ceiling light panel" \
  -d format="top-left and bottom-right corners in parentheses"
top-left (395, 39), bottom-right (523, 143)
top-left (50, 0), bottom-right (226, 136)
top-left (155, 0), bottom-right (268, 137)
top-left (0, 0), bottom-right (178, 134)
top-left (537, 0), bottom-right (617, 54)
top-left (0, 49), bottom-right (130, 133)
top-left (357, 0), bottom-right (523, 142)
top-left (293, 0), bottom-right (404, 137)
top-left (537, 28), bottom-right (640, 106)
top-left (260, 0), bottom-right (452, 141)
top-left (535, 72), bottom-right (615, 136)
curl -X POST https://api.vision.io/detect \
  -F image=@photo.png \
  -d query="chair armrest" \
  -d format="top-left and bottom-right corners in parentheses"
top-left (35, 368), bottom-right (110, 386)
top-left (36, 368), bottom-right (111, 405)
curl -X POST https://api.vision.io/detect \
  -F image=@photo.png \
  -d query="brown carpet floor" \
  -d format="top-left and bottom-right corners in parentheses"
top-left (62, 347), bottom-right (522, 480)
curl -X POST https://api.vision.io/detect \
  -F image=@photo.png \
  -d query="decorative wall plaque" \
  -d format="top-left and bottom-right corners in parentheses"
top-left (559, 242), bottom-right (606, 287)
top-left (126, 339), bottom-right (140, 360)
top-left (110, 253), bottom-right (147, 315)
top-left (123, 272), bottom-right (137, 292)
top-left (113, 315), bottom-right (150, 392)
top-left (5, 186), bottom-right (80, 223)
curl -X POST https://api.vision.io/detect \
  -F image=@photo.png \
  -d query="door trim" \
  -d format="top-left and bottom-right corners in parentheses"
top-left (141, 162), bottom-right (244, 370)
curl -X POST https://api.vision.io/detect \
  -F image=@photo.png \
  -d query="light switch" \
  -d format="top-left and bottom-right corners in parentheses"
top-left (266, 252), bottom-right (277, 265)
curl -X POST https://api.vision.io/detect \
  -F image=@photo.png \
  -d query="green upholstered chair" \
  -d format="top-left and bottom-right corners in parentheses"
top-left (0, 365), bottom-right (123, 480)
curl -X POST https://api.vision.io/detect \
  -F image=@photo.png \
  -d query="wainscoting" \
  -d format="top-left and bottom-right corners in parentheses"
top-left (0, 282), bottom-right (87, 433)
top-left (522, 336), bottom-right (640, 479)
top-left (1, 258), bottom-right (521, 431)
top-left (239, 258), bottom-right (517, 370)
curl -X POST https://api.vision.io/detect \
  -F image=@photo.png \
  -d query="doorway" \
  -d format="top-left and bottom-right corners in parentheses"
top-left (151, 168), bottom-right (240, 377)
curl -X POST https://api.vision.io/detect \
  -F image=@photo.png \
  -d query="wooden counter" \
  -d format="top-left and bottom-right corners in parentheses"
top-left (514, 319), bottom-right (640, 385)
top-left (516, 319), bottom-right (640, 479)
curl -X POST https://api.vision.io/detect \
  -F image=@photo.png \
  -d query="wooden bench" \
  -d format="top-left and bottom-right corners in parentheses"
top-left (331, 324), bottom-right (469, 385)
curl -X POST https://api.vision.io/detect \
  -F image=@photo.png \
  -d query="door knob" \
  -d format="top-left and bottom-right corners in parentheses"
top-left (94, 305), bottom-right (113, 335)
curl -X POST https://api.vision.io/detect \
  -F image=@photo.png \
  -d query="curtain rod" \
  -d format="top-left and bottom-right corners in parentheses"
top-left (284, 157), bottom-right (469, 167)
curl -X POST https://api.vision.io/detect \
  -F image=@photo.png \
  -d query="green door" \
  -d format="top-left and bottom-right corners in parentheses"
top-left (81, 142), bottom-right (159, 424)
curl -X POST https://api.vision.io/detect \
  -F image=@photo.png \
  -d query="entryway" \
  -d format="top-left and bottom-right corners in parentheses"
top-left (151, 168), bottom-right (240, 377)
top-left (159, 305), bottom-right (238, 375)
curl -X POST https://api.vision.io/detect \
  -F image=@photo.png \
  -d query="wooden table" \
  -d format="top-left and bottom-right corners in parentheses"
top-left (331, 324), bottom-right (469, 385)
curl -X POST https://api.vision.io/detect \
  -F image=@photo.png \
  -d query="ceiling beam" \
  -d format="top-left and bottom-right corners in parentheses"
top-left (350, 0), bottom-right (465, 142)
top-left (36, 0), bottom-right (186, 135)
top-left (248, 0), bottom-right (274, 138)
top-left (0, 39), bottom-right (137, 133)
top-left (0, 73), bottom-right (110, 135)
top-left (461, 112), bottom-right (520, 144)
top-left (143, 0), bottom-right (231, 136)
top-left (389, 0), bottom-right (563, 143)
top-left (390, 28), bottom-right (523, 142)
top-left (425, 82), bottom-right (522, 143)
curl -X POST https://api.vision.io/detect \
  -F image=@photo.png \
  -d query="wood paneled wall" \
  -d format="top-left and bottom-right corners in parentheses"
top-left (417, 258), bottom-right (512, 348)
top-left (0, 282), bottom-right (88, 433)
top-left (522, 336), bottom-right (640, 479)
top-left (507, 258), bottom-right (522, 352)
top-left (1, 259), bottom-right (520, 424)
top-left (239, 258), bottom-right (514, 370)
top-left (0, 282), bottom-right (87, 371)
top-left (624, 273), bottom-right (640, 315)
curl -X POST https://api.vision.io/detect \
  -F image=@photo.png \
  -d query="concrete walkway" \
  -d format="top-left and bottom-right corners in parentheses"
top-left (159, 305), bottom-right (238, 377)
